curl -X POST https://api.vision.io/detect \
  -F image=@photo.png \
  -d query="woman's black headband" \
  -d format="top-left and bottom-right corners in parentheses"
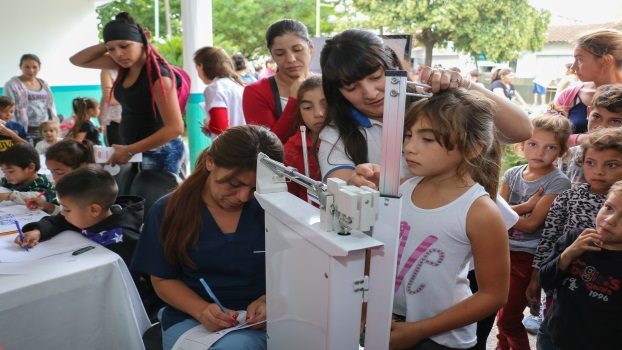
top-left (103, 20), bottom-right (143, 43)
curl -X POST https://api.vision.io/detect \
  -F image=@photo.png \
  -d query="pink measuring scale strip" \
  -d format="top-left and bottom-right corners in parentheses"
top-left (394, 223), bottom-right (437, 292)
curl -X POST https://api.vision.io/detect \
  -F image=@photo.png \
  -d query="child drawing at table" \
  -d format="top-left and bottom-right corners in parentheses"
top-left (27, 139), bottom-right (95, 214)
top-left (390, 89), bottom-right (510, 349)
top-left (15, 165), bottom-right (143, 266)
top-left (0, 143), bottom-right (54, 204)
top-left (537, 180), bottom-right (622, 350)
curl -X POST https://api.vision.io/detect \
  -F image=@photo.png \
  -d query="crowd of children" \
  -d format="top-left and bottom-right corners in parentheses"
top-left (0, 94), bottom-right (101, 156)
top-left (2, 20), bottom-right (622, 349)
top-left (2, 80), bottom-right (620, 350)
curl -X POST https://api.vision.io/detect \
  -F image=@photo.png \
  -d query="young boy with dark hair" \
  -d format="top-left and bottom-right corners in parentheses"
top-left (0, 143), bottom-right (54, 203)
top-left (563, 83), bottom-right (622, 187)
top-left (15, 165), bottom-right (144, 265)
top-left (0, 96), bottom-right (30, 151)
top-left (537, 180), bottom-right (622, 350)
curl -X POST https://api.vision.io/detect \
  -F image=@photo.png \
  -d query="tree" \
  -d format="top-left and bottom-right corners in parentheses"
top-left (212, 0), bottom-right (340, 59)
top-left (96, 0), bottom-right (182, 39)
top-left (97, 0), bottom-right (343, 62)
top-left (350, 0), bottom-right (550, 66)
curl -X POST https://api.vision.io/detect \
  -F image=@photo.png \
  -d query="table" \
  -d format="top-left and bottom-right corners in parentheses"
top-left (0, 231), bottom-right (151, 349)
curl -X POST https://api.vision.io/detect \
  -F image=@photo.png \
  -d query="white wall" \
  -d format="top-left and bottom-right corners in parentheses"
top-left (516, 42), bottom-right (574, 84)
top-left (0, 0), bottom-right (101, 87)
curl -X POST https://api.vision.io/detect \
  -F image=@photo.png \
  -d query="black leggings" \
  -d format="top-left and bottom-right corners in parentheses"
top-left (106, 121), bottom-right (123, 146)
top-left (467, 269), bottom-right (497, 350)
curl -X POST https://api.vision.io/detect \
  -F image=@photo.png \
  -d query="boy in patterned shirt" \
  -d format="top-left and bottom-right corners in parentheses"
top-left (0, 143), bottom-right (54, 204)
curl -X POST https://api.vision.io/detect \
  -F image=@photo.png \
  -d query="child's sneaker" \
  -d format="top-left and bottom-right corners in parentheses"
top-left (522, 314), bottom-right (541, 335)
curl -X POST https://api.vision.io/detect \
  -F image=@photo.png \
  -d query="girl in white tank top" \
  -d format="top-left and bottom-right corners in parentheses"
top-left (390, 89), bottom-right (510, 349)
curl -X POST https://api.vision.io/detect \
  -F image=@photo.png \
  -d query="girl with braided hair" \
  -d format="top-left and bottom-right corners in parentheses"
top-left (70, 12), bottom-right (185, 174)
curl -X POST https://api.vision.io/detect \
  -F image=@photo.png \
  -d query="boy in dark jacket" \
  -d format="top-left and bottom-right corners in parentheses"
top-left (15, 165), bottom-right (144, 265)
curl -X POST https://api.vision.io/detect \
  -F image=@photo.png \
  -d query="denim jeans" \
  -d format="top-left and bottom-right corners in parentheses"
top-left (141, 137), bottom-right (185, 174)
top-left (158, 308), bottom-right (267, 350)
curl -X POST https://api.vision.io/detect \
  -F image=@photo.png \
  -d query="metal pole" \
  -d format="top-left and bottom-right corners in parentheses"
top-left (379, 71), bottom-right (407, 196)
top-left (154, 0), bottom-right (160, 39)
top-left (300, 126), bottom-right (310, 177)
top-left (364, 70), bottom-right (407, 349)
top-left (315, 0), bottom-right (320, 37)
top-left (164, 0), bottom-right (172, 39)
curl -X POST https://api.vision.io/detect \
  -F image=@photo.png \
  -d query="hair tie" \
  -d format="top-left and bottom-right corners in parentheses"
top-left (103, 20), bottom-right (143, 43)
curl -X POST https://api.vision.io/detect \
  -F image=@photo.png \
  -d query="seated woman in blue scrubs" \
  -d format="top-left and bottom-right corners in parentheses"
top-left (131, 125), bottom-right (284, 350)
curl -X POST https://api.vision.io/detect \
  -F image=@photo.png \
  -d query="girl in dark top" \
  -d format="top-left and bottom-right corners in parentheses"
top-left (66, 97), bottom-right (101, 145)
top-left (555, 29), bottom-right (622, 145)
top-left (69, 12), bottom-right (184, 174)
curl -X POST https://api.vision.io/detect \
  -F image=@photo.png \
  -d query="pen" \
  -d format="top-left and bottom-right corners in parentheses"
top-left (14, 220), bottom-right (28, 252)
top-left (199, 277), bottom-right (226, 312)
top-left (72, 245), bottom-right (95, 256)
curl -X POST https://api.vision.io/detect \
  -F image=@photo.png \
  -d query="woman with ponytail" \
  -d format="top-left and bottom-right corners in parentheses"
top-left (70, 12), bottom-right (185, 174)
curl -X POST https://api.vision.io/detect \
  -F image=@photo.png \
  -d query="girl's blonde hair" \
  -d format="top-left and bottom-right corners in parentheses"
top-left (531, 112), bottom-right (573, 154)
top-left (404, 89), bottom-right (501, 198)
top-left (39, 121), bottom-right (60, 137)
top-left (608, 180), bottom-right (622, 197)
top-left (67, 97), bottom-right (98, 141)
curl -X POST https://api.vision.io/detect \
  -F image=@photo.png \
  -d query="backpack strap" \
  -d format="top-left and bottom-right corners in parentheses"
top-left (269, 76), bottom-right (282, 119)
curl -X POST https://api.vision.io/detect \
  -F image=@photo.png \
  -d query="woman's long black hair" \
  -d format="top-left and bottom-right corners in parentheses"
top-left (320, 30), bottom-right (400, 165)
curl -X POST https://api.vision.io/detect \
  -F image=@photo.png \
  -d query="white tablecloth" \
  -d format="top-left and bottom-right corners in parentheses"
top-left (0, 231), bottom-right (151, 350)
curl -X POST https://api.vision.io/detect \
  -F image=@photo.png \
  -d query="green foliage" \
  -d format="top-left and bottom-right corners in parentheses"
top-left (502, 144), bottom-right (527, 174)
top-left (97, 0), bottom-right (344, 61)
top-left (96, 0), bottom-right (182, 38)
top-left (350, 0), bottom-right (550, 65)
top-left (154, 36), bottom-right (183, 66)
top-left (212, 0), bottom-right (339, 59)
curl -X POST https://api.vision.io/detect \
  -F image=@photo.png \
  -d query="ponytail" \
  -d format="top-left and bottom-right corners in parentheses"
top-left (469, 137), bottom-right (501, 200)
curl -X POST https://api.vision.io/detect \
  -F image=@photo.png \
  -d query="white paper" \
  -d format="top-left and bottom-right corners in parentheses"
top-left (172, 311), bottom-right (266, 350)
top-left (0, 231), bottom-right (91, 263)
top-left (0, 207), bottom-right (47, 235)
top-left (93, 146), bottom-right (142, 163)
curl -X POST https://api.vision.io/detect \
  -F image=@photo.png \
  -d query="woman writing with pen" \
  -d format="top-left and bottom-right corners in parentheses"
top-left (131, 125), bottom-right (283, 350)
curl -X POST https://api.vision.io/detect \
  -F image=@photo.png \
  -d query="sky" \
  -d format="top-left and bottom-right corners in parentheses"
top-left (529, 0), bottom-right (622, 25)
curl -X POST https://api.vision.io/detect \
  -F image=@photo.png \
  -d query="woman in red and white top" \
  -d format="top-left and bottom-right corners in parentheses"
top-left (193, 47), bottom-right (245, 136)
